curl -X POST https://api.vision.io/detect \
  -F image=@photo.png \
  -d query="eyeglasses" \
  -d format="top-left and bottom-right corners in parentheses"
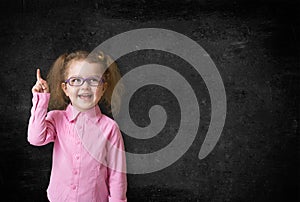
top-left (65, 76), bottom-right (105, 87)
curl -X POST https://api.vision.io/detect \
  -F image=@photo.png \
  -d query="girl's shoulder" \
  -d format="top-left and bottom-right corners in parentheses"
top-left (99, 114), bottom-right (123, 140)
top-left (100, 113), bottom-right (119, 128)
top-left (48, 109), bottom-right (67, 115)
top-left (98, 114), bottom-right (123, 136)
top-left (47, 109), bottom-right (69, 122)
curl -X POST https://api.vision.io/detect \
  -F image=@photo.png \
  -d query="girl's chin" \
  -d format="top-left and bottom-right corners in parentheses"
top-left (72, 100), bottom-right (95, 110)
top-left (73, 104), bottom-right (94, 112)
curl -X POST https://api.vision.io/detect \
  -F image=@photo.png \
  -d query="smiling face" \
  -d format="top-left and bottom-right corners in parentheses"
top-left (61, 60), bottom-right (107, 112)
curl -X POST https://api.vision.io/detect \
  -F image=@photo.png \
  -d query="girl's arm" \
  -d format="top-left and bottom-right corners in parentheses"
top-left (27, 93), bottom-right (56, 146)
top-left (27, 69), bottom-right (56, 146)
top-left (107, 124), bottom-right (127, 202)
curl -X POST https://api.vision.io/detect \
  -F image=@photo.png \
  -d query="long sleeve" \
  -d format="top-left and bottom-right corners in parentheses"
top-left (27, 93), bottom-right (56, 146)
top-left (107, 124), bottom-right (127, 202)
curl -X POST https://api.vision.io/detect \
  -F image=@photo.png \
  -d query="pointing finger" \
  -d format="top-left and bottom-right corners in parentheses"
top-left (36, 68), bottom-right (41, 81)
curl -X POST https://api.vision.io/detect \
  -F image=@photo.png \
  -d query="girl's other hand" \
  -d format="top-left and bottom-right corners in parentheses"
top-left (32, 69), bottom-right (49, 93)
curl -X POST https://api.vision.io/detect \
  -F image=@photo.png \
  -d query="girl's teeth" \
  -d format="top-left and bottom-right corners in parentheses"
top-left (79, 95), bottom-right (92, 99)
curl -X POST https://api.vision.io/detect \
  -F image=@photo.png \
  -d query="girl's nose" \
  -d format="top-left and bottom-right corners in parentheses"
top-left (81, 80), bottom-right (91, 89)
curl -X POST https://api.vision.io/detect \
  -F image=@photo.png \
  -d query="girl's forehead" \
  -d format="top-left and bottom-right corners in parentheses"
top-left (68, 60), bottom-right (105, 75)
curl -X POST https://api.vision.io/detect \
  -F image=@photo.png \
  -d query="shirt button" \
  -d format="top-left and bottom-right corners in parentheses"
top-left (75, 155), bottom-right (79, 160)
top-left (76, 141), bottom-right (80, 145)
top-left (71, 185), bottom-right (76, 190)
top-left (73, 170), bottom-right (78, 175)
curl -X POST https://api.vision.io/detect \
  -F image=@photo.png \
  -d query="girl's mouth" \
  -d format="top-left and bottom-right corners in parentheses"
top-left (78, 94), bottom-right (92, 100)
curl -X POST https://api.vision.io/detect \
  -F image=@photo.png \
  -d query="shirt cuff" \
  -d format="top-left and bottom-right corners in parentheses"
top-left (108, 196), bottom-right (127, 202)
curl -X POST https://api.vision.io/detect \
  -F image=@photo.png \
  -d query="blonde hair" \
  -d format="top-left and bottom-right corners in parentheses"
top-left (46, 50), bottom-right (123, 114)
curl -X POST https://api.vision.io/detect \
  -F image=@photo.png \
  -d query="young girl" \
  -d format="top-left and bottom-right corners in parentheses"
top-left (27, 50), bottom-right (127, 202)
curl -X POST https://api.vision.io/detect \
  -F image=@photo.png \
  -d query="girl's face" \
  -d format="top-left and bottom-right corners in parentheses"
top-left (61, 60), bottom-right (107, 112)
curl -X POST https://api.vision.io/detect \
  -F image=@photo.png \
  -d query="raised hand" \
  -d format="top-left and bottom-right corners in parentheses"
top-left (32, 69), bottom-right (49, 93)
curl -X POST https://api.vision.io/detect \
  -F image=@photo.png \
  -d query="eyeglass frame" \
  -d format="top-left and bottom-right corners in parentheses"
top-left (64, 76), bottom-right (105, 87)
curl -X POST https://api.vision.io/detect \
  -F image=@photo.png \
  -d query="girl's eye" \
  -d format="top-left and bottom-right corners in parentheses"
top-left (89, 78), bottom-right (100, 85)
top-left (70, 78), bottom-right (82, 84)
top-left (90, 78), bottom-right (98, 82)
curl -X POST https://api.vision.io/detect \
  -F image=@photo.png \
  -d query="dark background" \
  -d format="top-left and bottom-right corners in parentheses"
top-left (0, 0), bottom-right (299, 201)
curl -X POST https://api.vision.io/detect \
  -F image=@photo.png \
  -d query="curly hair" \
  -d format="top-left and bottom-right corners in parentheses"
top-left (46, 50), bottom-right (124, 114)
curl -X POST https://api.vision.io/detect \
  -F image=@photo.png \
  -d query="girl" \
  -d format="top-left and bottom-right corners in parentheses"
top-left (28, 51), bottom-right (127, 202)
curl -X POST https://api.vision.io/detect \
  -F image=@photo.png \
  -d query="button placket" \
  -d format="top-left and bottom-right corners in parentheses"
top-left (72, 117), bottom-right (83, 196)
top-left (71, 154), bottom-right (80, 194)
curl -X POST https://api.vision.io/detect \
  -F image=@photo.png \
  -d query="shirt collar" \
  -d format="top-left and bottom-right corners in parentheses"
top-left (66, 104), bottom-right (102, 123)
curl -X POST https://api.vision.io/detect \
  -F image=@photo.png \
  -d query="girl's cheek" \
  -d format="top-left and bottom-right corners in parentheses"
top-left (99, 87), bottom-right (106, 97)
top-left (98, 88), bottom-right (104, 97)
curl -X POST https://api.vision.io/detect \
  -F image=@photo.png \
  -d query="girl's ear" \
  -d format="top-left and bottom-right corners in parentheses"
top-left (61, 83), bottom-right (69, 97)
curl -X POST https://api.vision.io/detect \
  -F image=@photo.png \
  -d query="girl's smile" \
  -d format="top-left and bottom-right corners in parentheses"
top-left (61, 60), bottom-right (107, 112)
top-left (78, 93), bottom-right (93, 100)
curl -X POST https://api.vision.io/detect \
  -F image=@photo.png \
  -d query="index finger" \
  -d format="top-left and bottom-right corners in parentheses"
top-left (36, 68), bottom-right (42, 81)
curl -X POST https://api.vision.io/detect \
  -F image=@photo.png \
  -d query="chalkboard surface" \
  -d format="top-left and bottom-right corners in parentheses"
top-left (0, 1), bottom-right (298, 201)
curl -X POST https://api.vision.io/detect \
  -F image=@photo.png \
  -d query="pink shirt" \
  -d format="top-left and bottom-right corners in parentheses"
top-left (28, 93), bottom-right (127, 202)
